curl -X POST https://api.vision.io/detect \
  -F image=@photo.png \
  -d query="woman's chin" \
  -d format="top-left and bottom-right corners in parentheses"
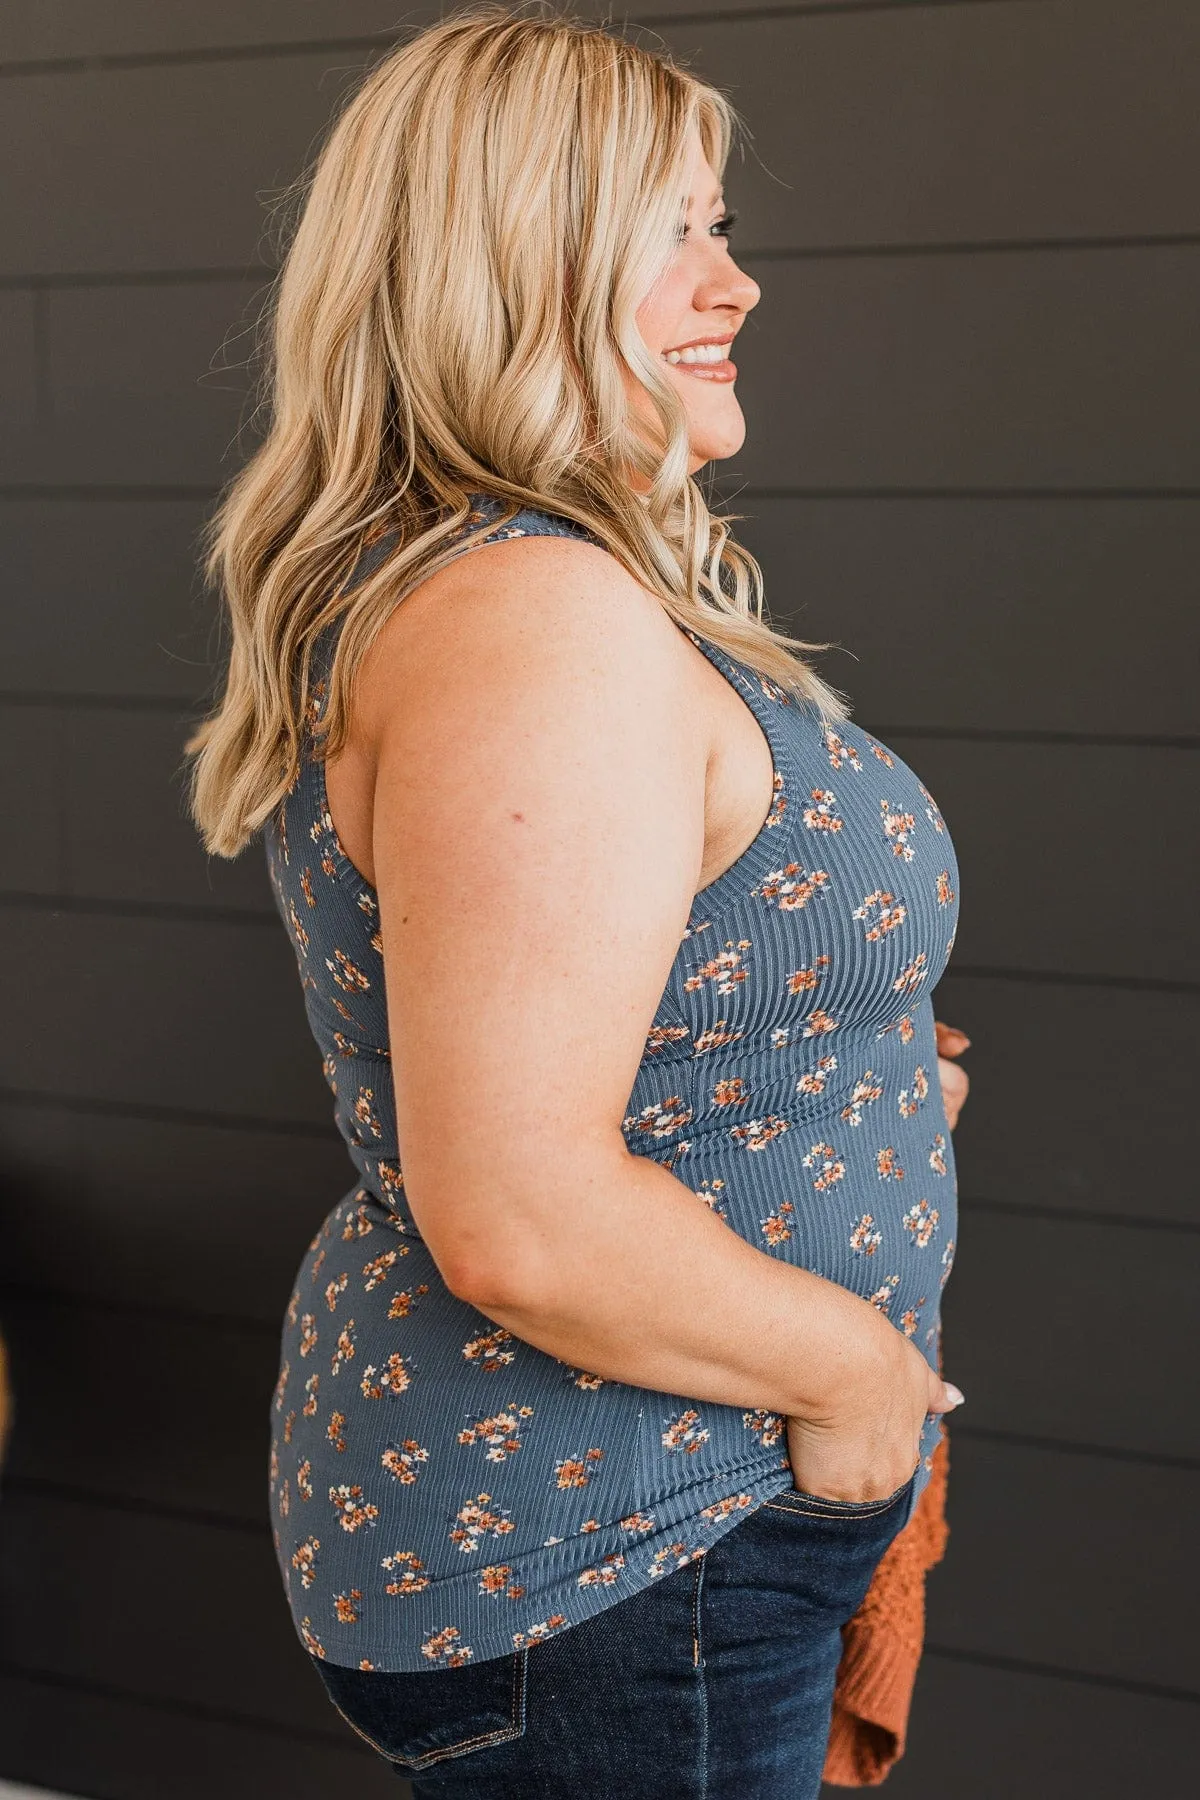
top-left (688, 423), bottom-right (747, 468)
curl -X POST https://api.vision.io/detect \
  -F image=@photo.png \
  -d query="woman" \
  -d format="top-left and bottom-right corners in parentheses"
top-left (185, 6), bottom-right (969, 1794)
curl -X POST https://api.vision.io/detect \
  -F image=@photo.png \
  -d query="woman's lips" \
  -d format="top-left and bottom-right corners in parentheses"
top-left (663, 356), bottom-right (737, 383)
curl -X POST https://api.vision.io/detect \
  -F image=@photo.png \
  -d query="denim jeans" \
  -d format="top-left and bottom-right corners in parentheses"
top-left (313, 1468), bottom-right (917, 1799)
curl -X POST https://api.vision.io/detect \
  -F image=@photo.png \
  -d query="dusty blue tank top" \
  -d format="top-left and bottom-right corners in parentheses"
top-left (265, 493), bottom-right (960, 1672)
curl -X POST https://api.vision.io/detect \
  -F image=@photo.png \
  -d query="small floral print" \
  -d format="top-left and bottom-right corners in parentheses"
top-left (329, 1483), bottom-right (379, 1533)
top-left (754, 864), bottom-right (830, 912)
top-left (902, 1198), bottom-right (940, 1247)
top-left (850, 1214), bottom-right (883, 1256)
top-left (803, 789), bottom-right (843, 832)
top-left (802, 1142), bottom-right (846, 1190)
top-left (730, 1114), bottom-right (790, 1152)
top-left (841, 1071), bottom-right (883, 1127)
top-left (263, 548), bottom-right (959, 1672)
top-left (879, 798), bottom-right (917, 862)
top-left (853, 890), bottom-right (907, 940)
top-left (897, 1065), bottom-right (930, 1117)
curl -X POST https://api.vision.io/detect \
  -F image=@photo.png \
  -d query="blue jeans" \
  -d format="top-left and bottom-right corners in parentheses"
top-left (313, 1469), bottom-right (917, 1798)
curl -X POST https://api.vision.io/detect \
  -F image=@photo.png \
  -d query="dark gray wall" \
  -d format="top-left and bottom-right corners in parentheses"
top-left (1, 4), bottom-right (1197, 1796)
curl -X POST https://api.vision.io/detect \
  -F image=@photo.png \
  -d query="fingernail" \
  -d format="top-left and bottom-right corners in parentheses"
top-left (945, 1384), bottom-right (965, 1407)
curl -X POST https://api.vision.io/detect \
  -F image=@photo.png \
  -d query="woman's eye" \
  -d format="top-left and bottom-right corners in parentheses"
top-left (676, 210), bottom-right (738, 245)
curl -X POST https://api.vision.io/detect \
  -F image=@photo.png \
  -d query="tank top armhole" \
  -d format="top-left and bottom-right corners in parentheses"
top-left (304, 498), bottom-right (809, 927)
top-left (675, 625), bottom-right (811, 925)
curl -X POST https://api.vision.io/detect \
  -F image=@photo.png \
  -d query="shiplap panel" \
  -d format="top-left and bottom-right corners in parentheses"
top-left (12, 245), bottom-right (1200, 491)
top-left (0, 499), bottom-right (220, 700)
top-left (0, 1), bottom-right (835, 66)
top-left (6, 4), bottom-right (1200, 273)
top-left (728, 244), bottom-right (1200, 491)
top-left (925, 1436), bottom-right (1199, 1692)
top-left (8, 708), bottom-right (1191, 984)
top-left (747, 495), bottom-right (1200, 740)
top-left (5, 494), bottom-right (1197, 738)
top-left (0, 938), bottom-right (1193, 1223)
top-left (2, 972), bottom-right (1193, 1343)
top-left (0, 1494), bottom-right (343, 1735)
top-left (0, 1671), bottom-right (394, 1800)
top-left (938, 973), bottom-right (1197, 1227)
top-left (0, 292), bottom-right (37, 432)
top-left (905, 738), bottom-right (1196, 983)
top-left (0, 1437), bottom-right (1191, 1719)
top-left (669, 0), bottom-right (1200, 250)
top-left (57, 706), bottom-right (275, 913)
top-left (940, 1209), bottom-right (1199, 1459)
top-left (0, 908), bottom-right (330, 1126)
top-left (1, 1200), bottom-right (1191, 1533)
top-left (0, 1102), bottom-right (352, 1323)
top-left (860, 1653), bottom-right (1200, 1800)
top-left (1, 1292), bottom-right (275, 1525)
top-left (0, 710), bottom-right (60, 890)
top-left (0, 280), bottom-right (260, 489)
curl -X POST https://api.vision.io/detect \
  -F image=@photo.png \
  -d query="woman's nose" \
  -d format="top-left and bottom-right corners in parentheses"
top-left (700, 258), bottom-right (761, 315)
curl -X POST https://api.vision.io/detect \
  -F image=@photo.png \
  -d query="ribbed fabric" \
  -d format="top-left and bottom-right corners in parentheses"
top-left (264, 492), bottom-right (960, 1674)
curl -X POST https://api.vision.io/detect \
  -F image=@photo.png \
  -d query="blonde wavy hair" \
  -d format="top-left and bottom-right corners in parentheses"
top-left (184, 1), bottom-right (847, 859)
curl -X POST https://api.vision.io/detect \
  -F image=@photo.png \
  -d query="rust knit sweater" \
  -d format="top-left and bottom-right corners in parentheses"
top-left (822, 1426), bottom-right (951, 1785)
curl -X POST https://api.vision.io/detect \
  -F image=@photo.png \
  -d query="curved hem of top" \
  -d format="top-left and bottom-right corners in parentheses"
top-left (287, 1449), bottom-right (933, 1674)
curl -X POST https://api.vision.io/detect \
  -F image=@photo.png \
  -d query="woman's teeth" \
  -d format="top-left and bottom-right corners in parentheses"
top-left (664, 343), bottom-right (729, 365)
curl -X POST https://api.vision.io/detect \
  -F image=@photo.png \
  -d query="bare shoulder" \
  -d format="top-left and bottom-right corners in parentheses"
top-left (356, 530), bottom-right (692, 740)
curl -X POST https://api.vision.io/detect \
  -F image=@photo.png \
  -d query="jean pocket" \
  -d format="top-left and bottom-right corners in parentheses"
top-left (765, 1467), bottom-right (917, 1522)
top-left (314, 1646), bottom-right (530, 1772)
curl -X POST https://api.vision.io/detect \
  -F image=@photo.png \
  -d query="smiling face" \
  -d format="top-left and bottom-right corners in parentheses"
top-left (627, 127), bottom-right (762, 478)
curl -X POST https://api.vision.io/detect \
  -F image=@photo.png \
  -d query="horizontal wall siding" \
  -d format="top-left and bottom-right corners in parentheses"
top-left (0, 3), bottom-right (1195, 1795)
top-left (1, 908), bottom-right (330, 1123)
top-left (1, 1440), bottom-right (1194, 1718)
top-left (5, 251), bottom-right (1200, 490)
top-left (5, 493), bottom-right (1197, 739)
top-left (5, 718), bottom-right (1196, 982)
top-left (5, 3), bottom-right (1200, 274)
top-left (0, 1101), bottom-right (350, 1321)
top-left (0, 1671), bottom-right (391, 1800)
top-left (746, 495), bottom-right (1200, 740)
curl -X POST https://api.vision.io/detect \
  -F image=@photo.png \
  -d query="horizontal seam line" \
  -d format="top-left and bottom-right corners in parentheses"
top-left (3, 694), bottom-right (1195, 749)
top-left (0, 1276), bottom-right (283, 1335)
top-left (0, 5), bottom-right (1051, 79)
top-left (962, 1195), bottom-right (1200, 1235)
top-left (945, 1425), bottom-right (1200, 1473)
top-left (0, 892), bottom-right (278, 926)
top-left (0, 1084), bottom-right (333, 1137)
top-left (943, 965), bottom-right (1199, 996)
top-left (6, 485), bottom-right (1200, 502)
top-left (6, 233), bottom-right (1200, 286)
top-left (922, 1644), bottom-right (1200, 1708)
top-left (1, 1475), bottom-right (269, 1536)
top-left (0, 1657), bottom-right (372, 1750)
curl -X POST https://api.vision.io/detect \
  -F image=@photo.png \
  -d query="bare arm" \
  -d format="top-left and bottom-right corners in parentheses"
top-left (361, 535), bottom-right (954, 1477)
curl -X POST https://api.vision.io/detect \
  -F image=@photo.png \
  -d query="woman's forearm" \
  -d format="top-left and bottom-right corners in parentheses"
top-left (453, 1140), bottom-right (894, 1423)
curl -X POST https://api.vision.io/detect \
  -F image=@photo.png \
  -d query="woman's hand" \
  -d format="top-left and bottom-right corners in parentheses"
top-left (935, 1018), bottom-right (971, 1130)
top-left (785, 1310), bottom-right (964, 1505)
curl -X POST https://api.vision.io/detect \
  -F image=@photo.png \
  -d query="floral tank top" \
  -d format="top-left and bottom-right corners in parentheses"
top-left (265, 492), bottom-right (960, 1673)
